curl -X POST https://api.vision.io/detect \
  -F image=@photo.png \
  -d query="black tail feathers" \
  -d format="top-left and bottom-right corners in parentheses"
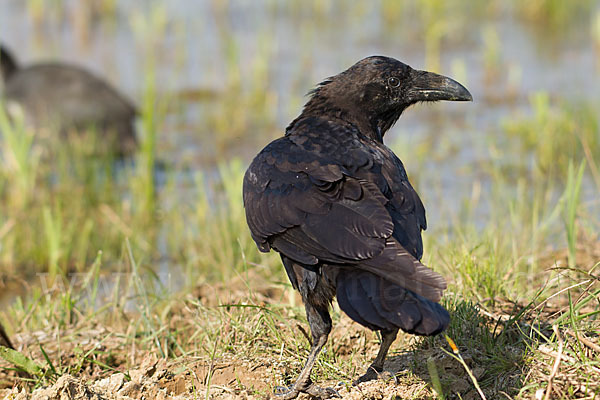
top-left (336, 270), bottom-right (449, 335)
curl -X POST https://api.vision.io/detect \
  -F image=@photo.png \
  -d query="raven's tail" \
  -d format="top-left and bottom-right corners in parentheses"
top-left (336, 270), bottom-right (449, 335)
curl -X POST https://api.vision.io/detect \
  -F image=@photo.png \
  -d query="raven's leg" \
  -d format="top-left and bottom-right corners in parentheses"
top-left (276, 301), bottom-right (339, 399)
top-left (354, 329), bottom-right (398, 384)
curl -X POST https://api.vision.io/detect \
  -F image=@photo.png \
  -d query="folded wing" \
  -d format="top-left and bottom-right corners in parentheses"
top-left (243, 136), bottom-right (446, 302)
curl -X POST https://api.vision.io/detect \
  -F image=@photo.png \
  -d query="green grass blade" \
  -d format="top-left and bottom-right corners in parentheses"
top-left (0, 345), bottom-right (43, 377)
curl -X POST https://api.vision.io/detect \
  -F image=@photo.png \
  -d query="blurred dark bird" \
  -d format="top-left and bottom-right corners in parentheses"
top-left (0, 321), bottom-right (33, 380)
top-left (0, 44), bottom-right (138, 156)
top-left (0, 322), bottom-right (14, 350)
top-left (243, 56), bottom-right (472, 399)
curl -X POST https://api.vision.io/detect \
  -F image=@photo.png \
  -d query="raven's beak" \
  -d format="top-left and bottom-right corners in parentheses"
top-left (408, 70), bottom-right (472, 102)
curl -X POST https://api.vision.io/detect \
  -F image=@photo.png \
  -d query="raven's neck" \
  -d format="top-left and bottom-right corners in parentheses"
top-left (287, 94), bottom-right (385, 143)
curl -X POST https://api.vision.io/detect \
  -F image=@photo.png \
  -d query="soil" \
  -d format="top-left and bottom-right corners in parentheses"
top-left (1, 243), bottom-right (598, 399)
top-left (0, 353), bottom-right (459, 400)
top-left (0, 314), bottom-right (495, 400)
top-left (0, 311), bottom-right (462, 399)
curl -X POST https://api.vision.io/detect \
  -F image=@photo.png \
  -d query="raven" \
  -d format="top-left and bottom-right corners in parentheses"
top-left (243, 56), bottom-right (471, 399)
top-left (0, 44), bottom-right (138, 157)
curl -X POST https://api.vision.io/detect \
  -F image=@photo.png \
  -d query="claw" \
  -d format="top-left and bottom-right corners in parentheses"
top-left (305, 383), bottom-right (342, 399)
top-left (354, 366), bottom-right (380, 385)
top-left (274, 385), bottom-right (299, 399)
top-left (354, 366), bottom-right (396, 385)
top-left (274, 383), bottom-right (340, 399)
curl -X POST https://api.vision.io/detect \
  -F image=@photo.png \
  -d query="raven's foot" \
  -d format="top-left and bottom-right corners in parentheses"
top-left (275, 383), bottom-right (341, 399)
top-left (353, 366), bottom-right (395, 385)
top-left (274, 385), bottom-right (298, 399)
top-left (305, 383), bottom-right (341, 398)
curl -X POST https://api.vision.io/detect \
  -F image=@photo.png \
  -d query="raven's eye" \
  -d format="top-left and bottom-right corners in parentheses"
top-left (388, 77), bottom-right (400, 87)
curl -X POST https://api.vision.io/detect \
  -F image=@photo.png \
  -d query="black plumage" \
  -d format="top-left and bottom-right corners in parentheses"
top-left (243, 56), bottom-right (472, 398)
top-left (0, 44), bottom-right (137, 156)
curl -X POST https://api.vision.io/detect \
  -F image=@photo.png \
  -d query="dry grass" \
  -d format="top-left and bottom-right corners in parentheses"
top-left (1, 243), bottom-right (598, 399)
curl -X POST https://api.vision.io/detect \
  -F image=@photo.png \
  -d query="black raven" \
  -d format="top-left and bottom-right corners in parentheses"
top-left (243, 56), bottom-right (471, 399)
top-left (0, 44), bottom-right (137, 156)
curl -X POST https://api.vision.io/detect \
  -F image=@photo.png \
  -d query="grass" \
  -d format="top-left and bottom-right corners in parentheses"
top-left (0, 137), bottom-right (597, 398)
top-left (0, 1), bottom-right (599, 399)
top-left (515, 0), bottom-right (597, 34)
top-left (503, 93), bottom-right (600, 178)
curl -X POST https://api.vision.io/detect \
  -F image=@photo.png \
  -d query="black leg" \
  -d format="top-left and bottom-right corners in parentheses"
top-left (275, 301), bottom-right (340, 399)
top-left (354, 329), bottom-right (398, 384)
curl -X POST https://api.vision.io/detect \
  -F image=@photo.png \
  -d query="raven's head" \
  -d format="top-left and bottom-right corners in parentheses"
top-left (304, 56), bottom-right (472, 141)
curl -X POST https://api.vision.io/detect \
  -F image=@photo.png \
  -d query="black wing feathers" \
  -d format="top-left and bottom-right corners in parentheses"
top-left (243, 120), bottom-right (446, 303)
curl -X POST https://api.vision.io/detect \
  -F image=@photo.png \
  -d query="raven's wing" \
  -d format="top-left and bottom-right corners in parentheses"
top-left (376, 149), bottom-right (428, 260)
top-left (243, 135), bottom-right (445, 302)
